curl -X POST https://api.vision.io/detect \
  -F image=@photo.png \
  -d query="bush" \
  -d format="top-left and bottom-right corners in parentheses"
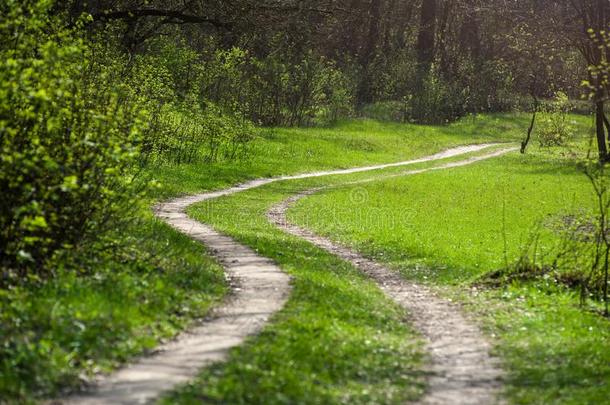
top-left (312, 63), bottom-right (355, 125)
top-left (196, 44), bottom-right (355, 126)
top-left (538, 92), bottom-right (574, 147)
top-left (0, 1), bottom-right (146, 284)
top-left (360, 101), bottom-right (408, 122)
top-left (407, 72), bottom-right (467, 124)
top-left (140, 102), bottom-right (255, 166)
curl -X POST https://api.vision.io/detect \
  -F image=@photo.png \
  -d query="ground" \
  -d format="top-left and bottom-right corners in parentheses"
top-left (3, 113), bottom-right (609, 404)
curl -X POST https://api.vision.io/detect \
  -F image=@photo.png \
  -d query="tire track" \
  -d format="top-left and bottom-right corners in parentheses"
top-left (58, 143), bottom-right (509, 404)
top-left (268, 147), bottom-right (517, 404)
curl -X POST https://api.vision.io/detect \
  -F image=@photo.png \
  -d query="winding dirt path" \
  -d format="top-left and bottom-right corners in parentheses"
top-left (268, 147), bottom-right (517, 405)
top-left (60, 143), bottom-right (512, 404)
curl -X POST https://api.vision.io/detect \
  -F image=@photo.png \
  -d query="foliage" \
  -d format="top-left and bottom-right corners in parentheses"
top-left (578, 162), bottom-right (610, 313)
top-left (582, 29), bottom-right (610, 100)
top-left (408, 71), bottom-right (468, 124)
top-left (141, 102), bottom-right (255, 166)
top-left (360, 101), bottom-right (409, 122)
top-left (537, 92), bottom-right (575, 147)
top-left (200, 45), bottom-right (355, 126)
top-left (0, 1), bottom-right (146, 283)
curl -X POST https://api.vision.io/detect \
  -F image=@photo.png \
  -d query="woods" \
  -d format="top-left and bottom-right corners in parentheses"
top-left (39, 0), bottom-right (606, 125)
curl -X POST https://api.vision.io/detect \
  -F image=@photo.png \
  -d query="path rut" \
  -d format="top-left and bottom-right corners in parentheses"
top-left (59, 143), bottom-right (512, 404)
top-left (268, 147), bottom-right (517, 405)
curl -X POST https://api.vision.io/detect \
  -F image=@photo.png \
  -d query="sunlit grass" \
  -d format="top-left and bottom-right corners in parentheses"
top-left (6, 113), bottom-right (598, 402)
top-left (148, 113), bottom-right (530, 199)
top-left (289, 141), bottom-right (610, 403)
top-left (162, 146), bottom-right (518, 404)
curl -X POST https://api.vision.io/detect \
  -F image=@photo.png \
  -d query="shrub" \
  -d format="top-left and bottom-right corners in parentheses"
top-left (538, 92), bottom-right (574, 147)
top-left (407, 72), bottom-right (468, 124)
top-left (139, 102), bottom-right (255, 166)
top-left (0, 1), bottom-right (146, 284)
top-left (197, 44), bottom-right (355, 126)
top-left (312, 63), bottom-right (355, 125)
top-left (360, 101), bottom-right (408, 122)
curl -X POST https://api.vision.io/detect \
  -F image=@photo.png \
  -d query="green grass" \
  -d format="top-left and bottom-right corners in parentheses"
top-left (165, 182), bottom-right (427, 404)
top-left (162, 146), bottom-right (522, 404)
top-left (0, 113), bottom-right (578, 402)
top-left (291, 152), bottom-right (593, 284)
top-left (1, 216), bottom-right (227, 401)
top-left (148, 114), bottom-right (526, 199)
top-left (288, 141), bottom-right (610, 403)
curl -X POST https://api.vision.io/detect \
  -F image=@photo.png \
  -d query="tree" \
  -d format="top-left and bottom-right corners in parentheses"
top-left (570, 0), bottom-right (610, 160)
top-left (356, 0), bottom-right (382, 106)
top-left (416, 0), bottom-right (437, 76)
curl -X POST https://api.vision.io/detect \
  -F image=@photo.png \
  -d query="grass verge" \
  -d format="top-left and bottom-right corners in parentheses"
top-left (1, 217), bottom-right (227, 400)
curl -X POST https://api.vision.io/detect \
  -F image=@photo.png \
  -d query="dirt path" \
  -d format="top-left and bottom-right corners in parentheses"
top-left (268, 147), bottom-right (517, 405)
top-left (59, 143), bottom-right (511, 404)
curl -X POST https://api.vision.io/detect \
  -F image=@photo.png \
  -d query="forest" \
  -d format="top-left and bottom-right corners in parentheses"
top-left (1, 0), bottom-right (609, 404)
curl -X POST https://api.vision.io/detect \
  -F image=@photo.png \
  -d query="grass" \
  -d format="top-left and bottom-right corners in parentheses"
top-left (288, 139), bottom-right (610, 403)
top-left (290, 152), bottom-right (593, 284)
top-left (148, 114), bottom-right (525, 199)
top-left (1, 216), bottom-right (227, 401)
top-left (161, 146), bottom-right (519, 404)
top-left (165, 182), bottom-right (427, 404)
top-left (0, 112), bottom-right (573, 402)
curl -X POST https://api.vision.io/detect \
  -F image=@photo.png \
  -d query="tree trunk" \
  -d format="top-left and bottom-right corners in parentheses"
top-left (596, 101), bottom-right (608, 161)
top-left (416, 0), bottom-right (437, 76)
top-left (460, 2), bottom-right (481, 62)
top-left (604, 113), bottom-right (610, 143)
top-left (357, 0), bottom-right (382, 106)
top-left (521, 95), bottom-right (538, 154)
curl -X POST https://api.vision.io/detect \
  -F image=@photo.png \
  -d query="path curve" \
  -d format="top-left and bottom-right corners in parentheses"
top-left (268, 147), bottom-right (517, 405)
top-left (60, 143), bottom-right (510, 404)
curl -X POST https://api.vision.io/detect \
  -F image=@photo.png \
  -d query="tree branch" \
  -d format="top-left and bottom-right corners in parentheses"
top-left (92, 9), bottom-right (232, 30)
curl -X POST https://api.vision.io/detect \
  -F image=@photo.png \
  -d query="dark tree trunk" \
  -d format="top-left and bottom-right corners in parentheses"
top-left (521, 94), bottom-right (539, 154)
top-left (460, 3), bottom-right (481, 62)
top-left (357, 0), bottom-right (382, 106)
top-left (437, 0), bottom-right (453, 78)
top-left (596, 101), bottom-right (608, 161)
top-left (416, 0), bottom-right (436, 76)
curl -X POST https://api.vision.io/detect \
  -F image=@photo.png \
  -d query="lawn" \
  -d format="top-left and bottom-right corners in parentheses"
top-left (148, 114), bottom-right (526, 199)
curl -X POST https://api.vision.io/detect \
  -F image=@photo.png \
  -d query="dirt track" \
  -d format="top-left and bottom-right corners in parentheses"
top-left (60, 143), bottom-right (514, 404)
top-left (268, 147), bottom-right (517, 405)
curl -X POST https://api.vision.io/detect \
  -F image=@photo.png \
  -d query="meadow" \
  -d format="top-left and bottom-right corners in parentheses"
top-left (6, 113), bottom-right (609, 404)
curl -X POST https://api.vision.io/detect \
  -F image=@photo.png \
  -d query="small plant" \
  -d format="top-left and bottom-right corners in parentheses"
top-left (538, 92), bottom-right (574, 147)
top-left (580, 161), bottom-right (610, 315)
top-left (139, 102), bottom-right (255, 166)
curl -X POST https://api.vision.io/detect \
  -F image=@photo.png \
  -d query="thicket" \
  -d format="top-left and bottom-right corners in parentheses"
top-left (537, 92), bottom-right (575, 147)
top-left (0, 2), bottom-right (146, 284)
top-left (0, 2), bottom-right (260, 286)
